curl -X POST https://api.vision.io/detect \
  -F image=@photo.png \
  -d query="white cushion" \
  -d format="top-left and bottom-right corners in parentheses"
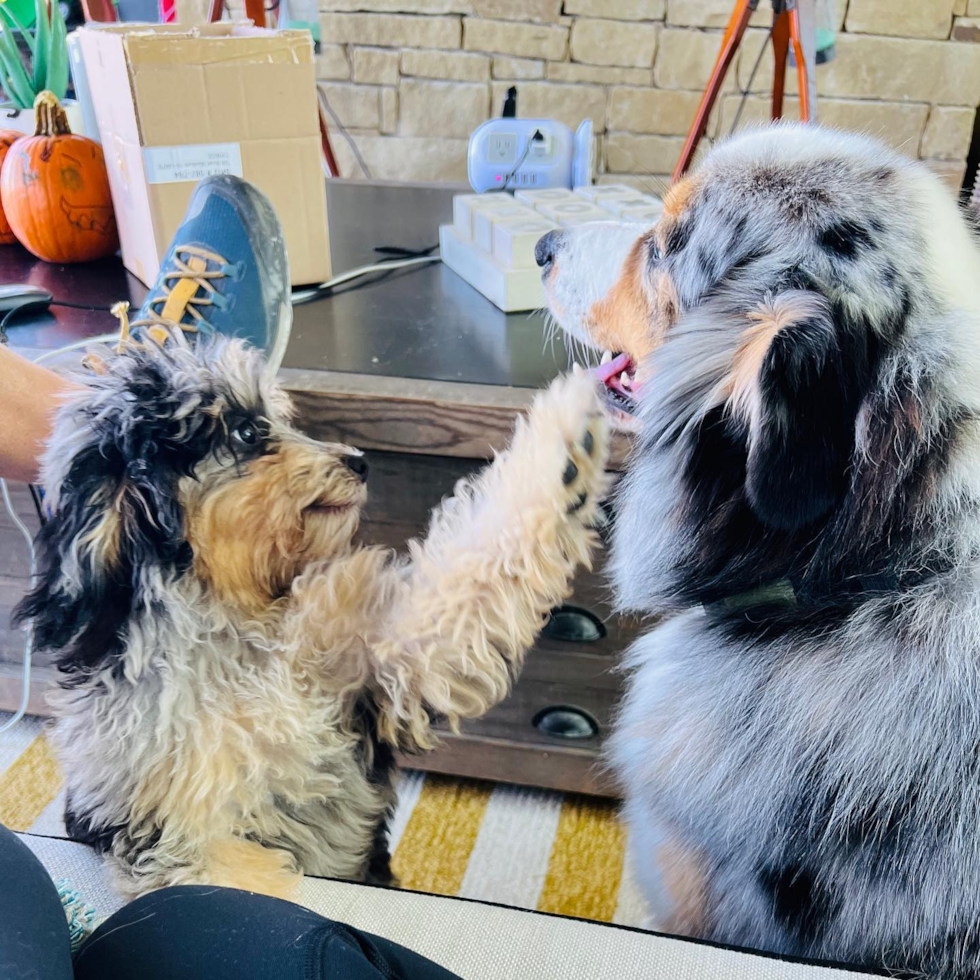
top-left (20, 833), bottom-right (882, 980)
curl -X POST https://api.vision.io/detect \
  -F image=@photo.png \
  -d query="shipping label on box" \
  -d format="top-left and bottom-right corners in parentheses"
top-left (144, 143), bottom-right (244, 184)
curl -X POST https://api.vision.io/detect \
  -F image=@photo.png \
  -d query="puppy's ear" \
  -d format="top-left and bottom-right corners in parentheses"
top-left (14, 411), bottom-right (189, 673)
top-left (729, 291), bottom-right (873, 531)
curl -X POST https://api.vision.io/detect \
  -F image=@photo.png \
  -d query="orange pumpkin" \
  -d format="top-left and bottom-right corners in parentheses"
top-left (0, 130), bottom-right (23, 244)
top-left (0, 129), bottom-right (24, 245)
top-left (0, 91), bottom-right (118, 263)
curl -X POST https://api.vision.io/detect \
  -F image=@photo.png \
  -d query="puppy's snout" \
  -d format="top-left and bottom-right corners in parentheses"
top-left (535, 230), bottom-right (564, 269)
top-left (343, 454), bottom-right (369, 483)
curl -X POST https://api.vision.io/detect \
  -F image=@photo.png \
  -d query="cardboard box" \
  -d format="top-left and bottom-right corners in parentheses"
top-left (77, 23), bottom-right (330, 287)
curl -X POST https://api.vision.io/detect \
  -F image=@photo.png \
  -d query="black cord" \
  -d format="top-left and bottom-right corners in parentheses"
top-left (297, 257), bottom-right (434, 305)
top-left (729, 25), bottom-right (775, 137)
top-left (318, 86), bottom-right (373, 180)
top-left (0, 299), bottom-right (113, 345)
top-left (373, 244), bottom-right (439, 259)
top-left (28, 483), bottom-right (45, 526)
top-left (489, 129), bottom-right (544, 193)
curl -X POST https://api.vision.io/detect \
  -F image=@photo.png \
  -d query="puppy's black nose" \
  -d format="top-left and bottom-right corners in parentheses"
top-left (535, 230), bottom-right (562, 269)
top-left (343, 454), bottom-right (369, 483)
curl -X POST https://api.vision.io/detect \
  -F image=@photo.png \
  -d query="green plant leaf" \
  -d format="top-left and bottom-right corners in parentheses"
top-left (45, 0), bottom-right (66, 100)
top-left (0, 5), bottom-right (34, 54)
top-left (32, 0), bottom-right (48, 95)
top-left (0, 17), bottom-right (36, 108)
top-left (33, 0), bottom-right (49, 93)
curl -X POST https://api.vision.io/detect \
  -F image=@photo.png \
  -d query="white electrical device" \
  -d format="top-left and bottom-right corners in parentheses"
top-left (467, 119), bottom-right (594, 193)
top-left (440, 185), bottom-right (663, 312)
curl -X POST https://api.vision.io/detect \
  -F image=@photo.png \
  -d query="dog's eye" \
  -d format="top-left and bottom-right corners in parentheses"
top-left (231, 421), bottom-right (259, 447)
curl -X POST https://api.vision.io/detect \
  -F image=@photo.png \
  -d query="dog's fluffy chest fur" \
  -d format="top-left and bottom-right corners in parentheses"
top-left (51, 601), bottom-right (394, 894)
top-left (610, 575), bottom-right (980, 972)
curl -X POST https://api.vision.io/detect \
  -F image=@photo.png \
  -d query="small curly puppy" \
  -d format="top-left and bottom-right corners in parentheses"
top-left (16, 330), bottom-right (609, 900)
top-left (539, 124), bottom-right (980, 978)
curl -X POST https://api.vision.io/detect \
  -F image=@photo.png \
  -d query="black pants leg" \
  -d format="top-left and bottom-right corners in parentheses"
top-left (2, 823), bottom-right (462, 980)
top-left (0, 823), bottom-right (74, 980)
top-left (74, 884), bottom-right (464, 980)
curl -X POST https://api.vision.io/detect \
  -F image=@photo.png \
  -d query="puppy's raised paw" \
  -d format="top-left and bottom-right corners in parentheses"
top-left (522, 371), bottom-right (611, 522)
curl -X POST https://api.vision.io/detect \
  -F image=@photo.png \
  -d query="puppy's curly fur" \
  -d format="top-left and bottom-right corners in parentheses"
top-left (16, 331), bottom-right (609, 901)
top-left (542, 124), bottom-right (980, 978)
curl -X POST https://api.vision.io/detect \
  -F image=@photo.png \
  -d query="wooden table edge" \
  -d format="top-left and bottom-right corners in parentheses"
top-left (279, 368), bottom-right (632, 467)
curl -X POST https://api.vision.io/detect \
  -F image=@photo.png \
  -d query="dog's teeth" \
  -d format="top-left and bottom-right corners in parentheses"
top-left (620, 371), bottom-right (631, 389)
top-left (600, 350), bottom-right (612, 365)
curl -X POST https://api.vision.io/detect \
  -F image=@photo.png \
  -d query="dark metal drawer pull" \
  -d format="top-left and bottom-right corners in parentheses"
top-left (533, 706), bottom-right (599, 740)
top-left (541, 605), bottom-right (606, 643)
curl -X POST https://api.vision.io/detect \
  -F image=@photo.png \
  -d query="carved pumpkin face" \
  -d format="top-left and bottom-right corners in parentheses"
top-left (0, 94), bottom-right (118, 264)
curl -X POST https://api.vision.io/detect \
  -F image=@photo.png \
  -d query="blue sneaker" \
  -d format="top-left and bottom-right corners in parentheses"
top-left (132, 175), bottom-right (292, 370)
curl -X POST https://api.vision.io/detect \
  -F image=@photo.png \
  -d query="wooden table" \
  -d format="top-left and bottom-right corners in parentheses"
top-left (0, 179), bottom-right (640, 797)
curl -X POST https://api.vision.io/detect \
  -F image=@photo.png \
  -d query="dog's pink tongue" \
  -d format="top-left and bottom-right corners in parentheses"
top-left (593, 353), bottom-right (631, 385)
top-left (592, 352), bottom-right (637, 398)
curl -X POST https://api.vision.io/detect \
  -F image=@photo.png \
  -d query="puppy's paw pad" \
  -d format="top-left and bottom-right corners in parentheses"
top-left (559, 415), bottom-right (610, 519)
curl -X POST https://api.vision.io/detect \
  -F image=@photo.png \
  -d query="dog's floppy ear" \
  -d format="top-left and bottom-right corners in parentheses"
top-left (14, 386), bottom-right (192, 674)
top-left (729, 290), bottom-right (874, 531)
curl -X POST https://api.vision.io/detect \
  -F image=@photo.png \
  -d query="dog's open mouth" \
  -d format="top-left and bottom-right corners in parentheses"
top-left (593, 351), bottom-right (638, 416)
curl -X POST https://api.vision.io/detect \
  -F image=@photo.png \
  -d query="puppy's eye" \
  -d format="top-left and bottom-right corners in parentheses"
top-left (231, 421), bottom-right (259, 447)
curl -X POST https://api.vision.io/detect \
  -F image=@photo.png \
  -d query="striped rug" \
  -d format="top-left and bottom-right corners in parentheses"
top-left (0, 713), bottom-right (650, 928)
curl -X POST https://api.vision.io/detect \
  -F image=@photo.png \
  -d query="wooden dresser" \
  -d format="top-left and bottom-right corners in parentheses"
top-left (0, 179), bottom-right (641, 798)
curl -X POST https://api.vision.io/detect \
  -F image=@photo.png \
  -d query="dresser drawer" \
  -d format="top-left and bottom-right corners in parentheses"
top-left (359, 451), bottom-right (636, 797)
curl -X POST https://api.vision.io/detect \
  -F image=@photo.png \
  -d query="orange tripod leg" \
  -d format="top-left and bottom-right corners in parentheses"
top-left (771, 10), bottom-right (789, 120)
top-left (244, 0), bottom-right (266, 26)
top-left (80, 0), bottom-right (118, 21)
top-left (319, 103), bottom-right (341, 178)
top-left (672, 0), bottom-right (756, 182)
top-left (788, 5), bottom-right (812, 121)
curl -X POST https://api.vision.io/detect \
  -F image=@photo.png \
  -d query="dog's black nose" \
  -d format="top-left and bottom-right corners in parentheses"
top-left (343, 454), bottom-right (369, 483)
top-left (535, 230), bottom-right (562, 269)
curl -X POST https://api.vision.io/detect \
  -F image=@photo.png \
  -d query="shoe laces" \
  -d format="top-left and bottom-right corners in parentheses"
top-left (131, 244), bottom-right (239, 338)
top-left (81, 301), bottom-right (190, 375)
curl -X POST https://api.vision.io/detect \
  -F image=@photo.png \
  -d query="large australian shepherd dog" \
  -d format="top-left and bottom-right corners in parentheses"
top-left (539, 123), bottom-right (980, 979)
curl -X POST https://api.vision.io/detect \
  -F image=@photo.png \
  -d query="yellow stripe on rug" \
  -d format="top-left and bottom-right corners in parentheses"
top-left (0, 732), bottom-right (62, 831)
top-left (392, 774), bottom-right (492, 895)
top-left (537, 794), bottom-right (626, 922)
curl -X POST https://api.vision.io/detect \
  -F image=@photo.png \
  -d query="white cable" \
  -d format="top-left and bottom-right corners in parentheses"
top-left (32, 333), bottom-right (119, 364)
top-left (0, 330), bottom-right (118, 735)
top-left (290, 255), bottom-right (441, 305)
top-left (0, 478), bottom-right (34, 735)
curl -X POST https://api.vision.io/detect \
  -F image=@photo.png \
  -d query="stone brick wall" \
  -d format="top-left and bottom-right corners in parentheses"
top-left (304, 1), bottom-right (980, 190)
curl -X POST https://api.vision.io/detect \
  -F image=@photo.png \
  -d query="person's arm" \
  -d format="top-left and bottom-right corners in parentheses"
top-left (0, 345), bottom-right (81, 484)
